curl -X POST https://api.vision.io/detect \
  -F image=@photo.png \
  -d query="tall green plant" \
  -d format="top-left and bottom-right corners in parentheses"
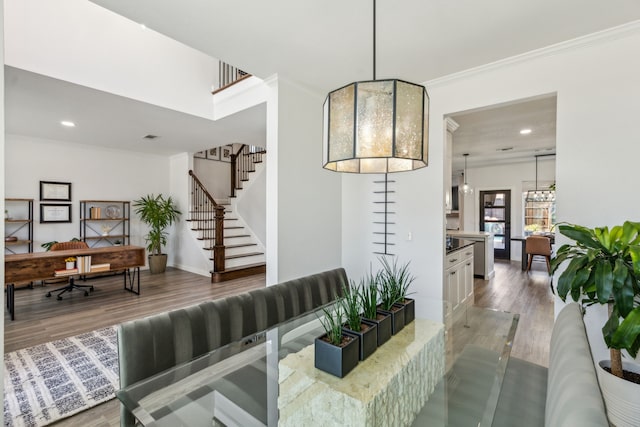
top-left (359, 272), bottom-right (380, 320)
top-left (319, 302), bottom-right (345, 346)
top-left (379, 256), bottom-right (415, 308)
top-left (133, 194), bottom-right (181, 255)
top-left (341, 284), bottom-right (362, 332)
top-left (551, 221), bottom-right (640, 379)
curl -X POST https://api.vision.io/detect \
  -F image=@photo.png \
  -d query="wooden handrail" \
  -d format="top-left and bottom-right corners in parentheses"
top-left (188, 170), bottom-right (225, 272)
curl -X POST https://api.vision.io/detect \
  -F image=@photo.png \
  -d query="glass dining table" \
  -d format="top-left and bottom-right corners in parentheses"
top-left (117, 302), bottom-right (518, 427)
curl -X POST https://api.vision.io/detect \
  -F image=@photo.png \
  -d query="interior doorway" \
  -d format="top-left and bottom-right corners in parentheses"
top-left (480, 190), bottom-right (511, 259)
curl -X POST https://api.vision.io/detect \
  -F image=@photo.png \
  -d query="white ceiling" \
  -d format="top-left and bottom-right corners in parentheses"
top-left (5, 66), bottom-right (266, 155)
top-left (7, 1), bottom-right (640, 158)
top-left (449, 95), bottom-right (557, 171)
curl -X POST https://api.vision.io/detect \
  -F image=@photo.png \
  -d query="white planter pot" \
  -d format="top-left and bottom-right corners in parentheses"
top-left (66, 261), bottom-right (75, 270)
top-left (598, 359), bottom-right (640, 427)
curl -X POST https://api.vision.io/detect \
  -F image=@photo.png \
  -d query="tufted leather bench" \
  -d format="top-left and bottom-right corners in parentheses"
top-left (117, 267), bottom-right (348, 426)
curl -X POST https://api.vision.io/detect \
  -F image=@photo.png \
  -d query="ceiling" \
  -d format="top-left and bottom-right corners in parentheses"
top-left (5, 66), bottom-right (266, 155)
top-left (7, 1), bottom-right (640, 158)
top-left (449, 95), bottom-right (557, 171)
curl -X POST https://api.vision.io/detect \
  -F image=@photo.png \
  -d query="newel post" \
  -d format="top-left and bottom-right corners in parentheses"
top-left (213, 204), bottom-right (225, 272)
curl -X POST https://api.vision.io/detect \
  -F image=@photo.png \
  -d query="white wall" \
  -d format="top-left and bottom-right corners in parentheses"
top-left (461, 158), bottom-right (556, 261)
top-left (5, 0), bottom-right (217, 119)
top-left (265, 76), bottom-right (342, 285)
top-left (1, 2), bottom-right (6, 421)
top-left (236, 162), bottom-right (266, 246)
top-left (424, 24), bottom-right (640, 362)
top-left (193, 157), bottom-right (231, 201)
top-left (4, 134), bottom-right (170, 252)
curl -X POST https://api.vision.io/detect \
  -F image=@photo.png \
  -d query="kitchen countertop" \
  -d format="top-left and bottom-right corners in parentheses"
top-left (446, 237), bottom-right (475, 255)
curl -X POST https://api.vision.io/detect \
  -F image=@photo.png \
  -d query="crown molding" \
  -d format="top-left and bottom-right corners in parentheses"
top-left (426, 20), bottom-right (640, 88)
top-left (445, 117), bottom-right (460, 133)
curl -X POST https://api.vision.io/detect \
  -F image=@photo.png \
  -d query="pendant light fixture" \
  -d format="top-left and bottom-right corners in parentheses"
top-left (526, 154), bottom-right (556, 202)
top-left (459, 153), bottom-right (473, 195)
top-left (322, 0), bottom-right (429, 173)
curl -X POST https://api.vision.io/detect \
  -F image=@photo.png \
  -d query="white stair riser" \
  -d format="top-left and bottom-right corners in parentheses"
top-left (225, 246), bottom-right (258, 257)
top-left (225, 254), bottom-right (266, 269)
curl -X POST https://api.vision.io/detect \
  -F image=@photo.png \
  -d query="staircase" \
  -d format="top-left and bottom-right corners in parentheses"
top-left (188, 146), bottom-right (266, 282)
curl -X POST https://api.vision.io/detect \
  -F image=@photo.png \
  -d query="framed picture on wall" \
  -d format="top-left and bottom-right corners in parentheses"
top-left (194, 151), bottom-right (207, 159)
top-left (40, 181), bottom-right (72, 202)
top-left (221, 145), bottom-right (233, 162)
top-left (208, 147), bottom-right (220, 160)
top-left (40, 203), bottom-right (72, 223)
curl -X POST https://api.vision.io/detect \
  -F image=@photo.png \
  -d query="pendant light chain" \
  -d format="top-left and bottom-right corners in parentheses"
top-left (373, 0), bottom-right (376, 80)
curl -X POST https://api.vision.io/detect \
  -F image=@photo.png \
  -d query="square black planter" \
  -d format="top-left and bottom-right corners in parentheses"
top-left (399, 298), bottom-right (415, 324)
top-left (379, 304), bottom-right (405, 335)
top-left (363, 311), bottom-right (392, 346)
top-left (314, 333), bottom-right (359, 378)
top-left (343, 319), bottom-right (378, 360)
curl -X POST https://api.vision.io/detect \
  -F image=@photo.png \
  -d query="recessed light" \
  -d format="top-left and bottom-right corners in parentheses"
top-left (520, 128), bottom-right (532, 135)
top-left (143, 134), bottom-right (159, 140)
top-left (61, 121), bottom-right (76, 127)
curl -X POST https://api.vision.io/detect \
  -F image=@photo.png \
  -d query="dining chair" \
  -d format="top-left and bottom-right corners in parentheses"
top-left (525, 235), bottom-right (552, 273)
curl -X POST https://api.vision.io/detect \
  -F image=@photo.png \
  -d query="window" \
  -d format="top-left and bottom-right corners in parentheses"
top-left (523, 194), bottom-right (555, 234)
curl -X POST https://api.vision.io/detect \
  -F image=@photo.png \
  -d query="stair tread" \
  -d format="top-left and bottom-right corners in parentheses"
top-left (214, 251), bottom-right (264, 261)
top-left (225, 243), bottom-right (258, 249)
top-left (215, 261), bottom-right (266, 271)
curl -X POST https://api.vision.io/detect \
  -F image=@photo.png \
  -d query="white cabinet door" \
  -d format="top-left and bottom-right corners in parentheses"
top-left (447, 265), bottom-right (460, 312)
top-left (463, 257), bottom-right (474, 303)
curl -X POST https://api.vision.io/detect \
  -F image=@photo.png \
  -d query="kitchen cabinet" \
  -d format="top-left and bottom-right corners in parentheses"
top-left (445, 241), bottom-right (474, 319)
top-left (447, 231), bottom-right (495, 280)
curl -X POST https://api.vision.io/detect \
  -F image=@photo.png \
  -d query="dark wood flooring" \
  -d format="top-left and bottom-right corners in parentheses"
top-left (3, 260), bottom-right (553, 426)
top-left (474, 259), bottom-right (554, 367)
top-left (4, 268), bottom-right (266, 427)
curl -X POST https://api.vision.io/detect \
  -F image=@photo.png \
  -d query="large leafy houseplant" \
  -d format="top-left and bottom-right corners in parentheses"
top-left (133, 194), bottom-right (181, 256)
top-left (551, 221), bottom-right (640, 379)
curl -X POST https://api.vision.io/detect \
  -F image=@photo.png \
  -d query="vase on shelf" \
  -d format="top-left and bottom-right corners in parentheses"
top-left (66, 261), bottom-right (75, 270)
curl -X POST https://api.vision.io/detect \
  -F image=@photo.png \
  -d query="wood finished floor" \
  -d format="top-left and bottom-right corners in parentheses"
top-left (474, 259), bottom-right (554, 367)
top-left (3, 261), bottom-right (552, 426)
top-left (4, 268), bottom-right (265, 427)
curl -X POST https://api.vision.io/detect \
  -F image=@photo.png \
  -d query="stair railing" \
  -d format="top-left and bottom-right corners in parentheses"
top-left (212, 61), bottom-right (252, 95)
top-left (188, 170), bottom-right (225, 272)
top-left (230, 145), bottom-right (267, 198)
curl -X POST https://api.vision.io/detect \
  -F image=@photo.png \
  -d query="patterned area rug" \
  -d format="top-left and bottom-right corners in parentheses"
top-left (3, 326), bottom-right (119, 427)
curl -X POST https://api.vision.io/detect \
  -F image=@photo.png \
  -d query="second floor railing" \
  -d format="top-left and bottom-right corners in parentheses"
top-left (213, 61), bottom-right (251, 94)
top-left (188, 170), bottom-right (225, 272)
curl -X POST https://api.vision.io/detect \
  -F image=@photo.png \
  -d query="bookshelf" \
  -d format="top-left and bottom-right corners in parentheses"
top-left (5, 198), bottom-right (34, 255)
top-left (80, 200), bottom-right (130, 248)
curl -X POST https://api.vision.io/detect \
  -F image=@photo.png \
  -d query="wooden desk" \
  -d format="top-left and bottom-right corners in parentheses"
top-left (5, 245), bottom-right (145, 320)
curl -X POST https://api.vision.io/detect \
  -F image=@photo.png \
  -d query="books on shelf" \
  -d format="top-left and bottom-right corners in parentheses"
top-left (76, 256), bottom-right (92, 273)
top-left (90, 263), bottom-right (110, 272)
top-left (54, 268), bottom-right (78, 277)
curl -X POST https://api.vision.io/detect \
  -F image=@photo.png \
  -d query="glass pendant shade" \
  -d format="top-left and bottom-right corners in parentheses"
top-left (459, 154), bottom-right (473, 195)
top-left (460, 182), bottom-right (474, 195)
top-left (322, 79), bottom-right (429, 173)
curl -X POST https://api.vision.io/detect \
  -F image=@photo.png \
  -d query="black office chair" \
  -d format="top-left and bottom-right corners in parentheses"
top-left (46, 241), bottom-right (94, 300)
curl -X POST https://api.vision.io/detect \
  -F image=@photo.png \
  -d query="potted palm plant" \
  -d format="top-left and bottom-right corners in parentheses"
top-left (314, 301), bottom-right (360, 378)
top-left (340, 284), bottom-right (377, 360)
top-left (552, 221), bottom-right (640, 427)
top-left (358, 272), bottom-right (392, 346)
top-left (133, 194), bottom-right (181, 274)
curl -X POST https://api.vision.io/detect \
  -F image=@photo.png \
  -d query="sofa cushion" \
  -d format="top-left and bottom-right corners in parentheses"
top-left (545, 302), bottom-right (608, 427)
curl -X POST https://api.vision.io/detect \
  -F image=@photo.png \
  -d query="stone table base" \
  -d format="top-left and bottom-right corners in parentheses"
top-left (278, 319), bottom-right (445, 426)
